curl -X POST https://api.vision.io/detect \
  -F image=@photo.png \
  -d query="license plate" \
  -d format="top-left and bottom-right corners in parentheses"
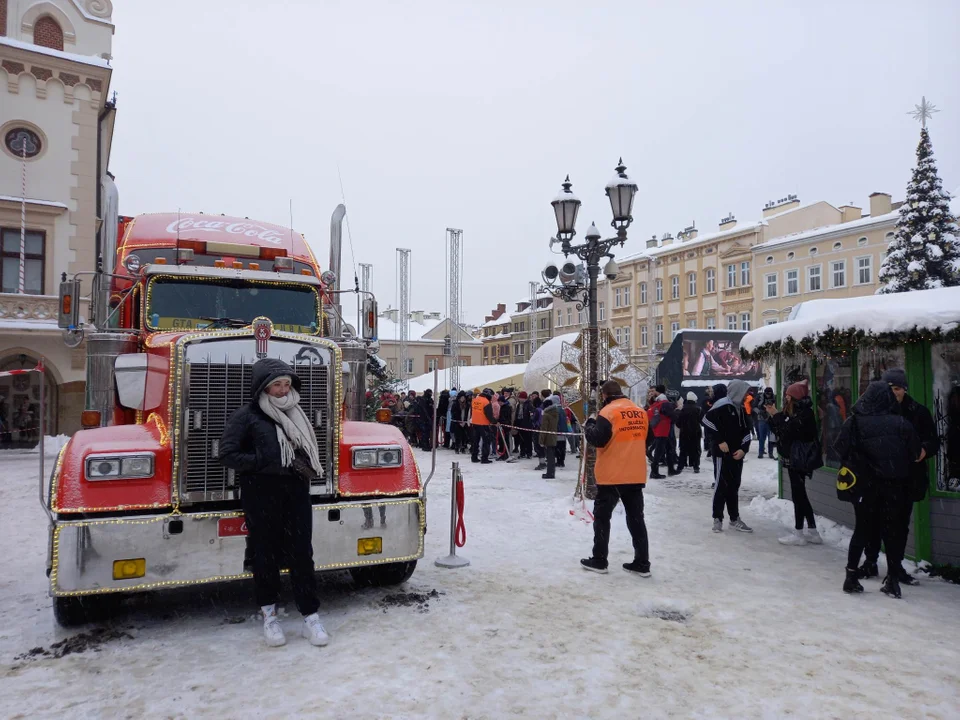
top-left (218, 517), bottom-right (249, 537)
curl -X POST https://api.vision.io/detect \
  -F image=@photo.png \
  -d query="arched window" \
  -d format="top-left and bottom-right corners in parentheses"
top-left (34, 15), bottom-right (64, 51)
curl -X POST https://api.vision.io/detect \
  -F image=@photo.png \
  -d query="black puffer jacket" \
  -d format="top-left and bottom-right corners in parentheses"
top-left (896, 393), bottom-right (938, 496)
top-left (219, 358), bottom-right (304, 479)
top-left (834, 381), bottom-right (920, 482)
top-left (677, 403), bottom-right (703, 439)
top-left (769, 397), bottom-right (817, 459)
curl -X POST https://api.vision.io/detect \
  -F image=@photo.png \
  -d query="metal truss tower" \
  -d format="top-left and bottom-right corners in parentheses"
top-left (446, 228), bottom-right (463, 390)
top-left (397, 248), bottom-right (411, 387)
top-left (359, 263), bottom-right (372, 294)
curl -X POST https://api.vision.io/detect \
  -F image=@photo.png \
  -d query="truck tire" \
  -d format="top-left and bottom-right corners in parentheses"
top-left (53, 595), bottom-right (114, 627)
top-left (349, 560), bottom-right (417, 588)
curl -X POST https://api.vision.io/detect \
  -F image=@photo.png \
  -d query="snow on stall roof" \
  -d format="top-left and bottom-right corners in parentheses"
top-left (740, 287), bottom-right (960, 353)
top-left (0, 195), bottom-right (69, 209)
top-left (0, 37), bottom-right (113, 69)
top-left (752, 211), bottom-right (899, 251)
top-left (405, 363), bottom-right (528, 393)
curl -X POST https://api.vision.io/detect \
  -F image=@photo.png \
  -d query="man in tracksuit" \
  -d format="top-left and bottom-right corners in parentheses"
top-left (702, 379), bottom-right (753, 533)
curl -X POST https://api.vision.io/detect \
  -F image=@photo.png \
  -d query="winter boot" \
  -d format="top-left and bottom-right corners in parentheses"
top-left (778, 528), bottom-right (807, 546)
top-left (542, 473), bottom-right (555, 479)
top-left (857, 562), bottom-right (879, 580)
top-left (580, 557), bottom-right (608, 574)
top-left (693, 467), bottom-right (700, 474)
top-left (804, 528), bottom-right (824, 545)
top-left (261, 604), bottom-right (286, 648)
top-left (880, 575), bottom-right (902, 599)
top-left (712, 518), bottom-right (723, 533)
top-left (622, 561), bottom-right (651, 577)
top-left (302, 613), bottom-right (330, 647)
top-left (898, 567), bottom-right (919, 586)
top-left (729, 518), bottom-right (754, 533)
top-left (843, 568), bottom-right (864, 594)
top-left (534, 462), bottom-right (546, 471)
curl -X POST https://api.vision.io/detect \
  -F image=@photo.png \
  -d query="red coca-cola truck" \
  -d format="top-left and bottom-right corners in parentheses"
top-left (47, 206), bottom-right (423, 625)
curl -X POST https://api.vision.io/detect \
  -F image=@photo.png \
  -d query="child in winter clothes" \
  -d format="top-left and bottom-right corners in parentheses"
top-left (702, 380), bottom-right (753, 533)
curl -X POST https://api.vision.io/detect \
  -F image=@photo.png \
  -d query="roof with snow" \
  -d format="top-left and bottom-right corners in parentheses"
top-left (752, 210), bottom-right (899, 251)
top-left (481, 313), bottom-right (512, 329)
top-left (405, 363), bottom-right (528, 393)
top-left (740, 286), bottom-right (960, 357)
top-left (377, 313), bottom-right (479, 345)
top-left (618, 221), bottom-right (766, 264)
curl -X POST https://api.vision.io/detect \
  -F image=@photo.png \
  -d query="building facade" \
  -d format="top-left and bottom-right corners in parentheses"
top-left (0, 0), bottom-right (116, 441)
top-left (480, 294), bottom-right (554, 366)
top-left (376, 308), bottom-right (480, 381)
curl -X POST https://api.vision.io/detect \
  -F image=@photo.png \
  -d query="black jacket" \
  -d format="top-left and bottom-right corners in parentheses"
top-left (769, 397), bottom-right (817, 458)
top-left (436, 392), bottom-right (450, 423)
top-left (677, 403), bottom-right (703, 439)
top-left (896, 393), bottom-right (938, 497)
top-left (219, 358), bottom-right (303, 479)
top-left (834, 381), bottom-right (921, 483)
top-left (702, 383), bottom-right (751, 456)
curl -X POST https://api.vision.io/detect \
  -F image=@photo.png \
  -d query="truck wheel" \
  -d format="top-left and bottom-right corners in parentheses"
top-left (53, 595), bottom-right (114, 627)
top-left (349, 560), bottom-right (417, 588)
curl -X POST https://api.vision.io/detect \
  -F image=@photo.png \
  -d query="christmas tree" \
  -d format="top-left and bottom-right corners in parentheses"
top-left (878, 119), bottom-right (960, 294)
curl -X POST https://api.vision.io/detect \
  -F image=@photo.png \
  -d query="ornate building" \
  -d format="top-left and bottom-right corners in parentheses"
top-left (0, 0), bottom-right (116, 440)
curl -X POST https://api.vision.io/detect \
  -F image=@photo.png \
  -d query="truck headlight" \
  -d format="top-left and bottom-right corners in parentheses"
top-left (85, 453), bottom-right (155, 480)
top-left (352, 446), bottom-right (403, 469)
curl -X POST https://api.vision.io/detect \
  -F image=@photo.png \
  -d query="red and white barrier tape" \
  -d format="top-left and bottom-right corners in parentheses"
top-left (0, 360), bottom-right (43, 378)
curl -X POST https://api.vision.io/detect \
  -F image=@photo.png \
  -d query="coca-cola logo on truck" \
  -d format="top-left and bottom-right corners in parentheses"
top-left (165, 217), bottom-right (284, 244)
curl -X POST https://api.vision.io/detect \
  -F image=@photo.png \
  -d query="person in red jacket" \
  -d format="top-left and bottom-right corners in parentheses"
top-left (647, 393), bottom-right (677, 478)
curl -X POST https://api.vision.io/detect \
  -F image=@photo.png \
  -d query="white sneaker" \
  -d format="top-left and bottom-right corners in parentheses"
top-left (302, 613), bottom-right (330, 647)
top-left (778, 529), bottom-right (807, 546)
top-left (729, 518), bottom-right (753, 533)
top-left (804, 528), bottom-right (824, 545)
top-left (261, 605), bottom-right (286, 647)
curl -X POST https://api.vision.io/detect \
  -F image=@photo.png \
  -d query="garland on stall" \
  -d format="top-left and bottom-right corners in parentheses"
top-left (741, 323), bottom-right (960, 361)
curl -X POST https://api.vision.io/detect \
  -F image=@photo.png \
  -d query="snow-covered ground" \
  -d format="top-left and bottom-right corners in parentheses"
top-left (2, 445), bottom-right (959, 719)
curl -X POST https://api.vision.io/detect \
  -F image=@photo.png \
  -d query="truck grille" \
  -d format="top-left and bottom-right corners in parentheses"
top-left (182, 353), bottom-right (333, 502)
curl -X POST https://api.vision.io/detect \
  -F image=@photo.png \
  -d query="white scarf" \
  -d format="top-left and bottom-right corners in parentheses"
top-left (258, 388), bottom-right (324, 477)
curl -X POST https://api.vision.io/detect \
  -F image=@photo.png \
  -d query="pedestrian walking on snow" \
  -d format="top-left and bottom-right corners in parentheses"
top-left (580, 380), bottom-right (652, 576)
top-left (702, 380), bottom-right (753, 533)
top-left (676, 391), bottom-right (703, 473)
top-left (218, 358), bottom-right (330, 649)
top-left (767, 381), bottom-right (823, 546)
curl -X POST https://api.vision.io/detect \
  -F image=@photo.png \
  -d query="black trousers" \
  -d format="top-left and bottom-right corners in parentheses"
top-left (518, 428), bottom-right (533, 458)
top-left (864, 483), bottom-right (912, 571)
top-left (555, 438), bottom-right (566, 467)
top-left (788, 467), bottom-right (816, 530)
top-left (847, 498), bottom-right (878, 569)
top-left (240, 475), bottom-right (319, 616)
top-left (453, 423), bottom-right (468, 451)
top-left (592, 484), bottom-right (649, 566)
top-left (651, 437), bottom-right (675, 474)
top-left (543, 444), bottom-right (556, 477)
top-left (712, 454), bottom-right (743, 521)
top-left (471, 425), bottom-right (492, 461)
top-left (676, 435), bottom-right (701, 471)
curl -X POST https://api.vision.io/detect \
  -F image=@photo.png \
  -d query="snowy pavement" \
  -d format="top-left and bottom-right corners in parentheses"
top-left (2, 446), bottom-right (959, 719)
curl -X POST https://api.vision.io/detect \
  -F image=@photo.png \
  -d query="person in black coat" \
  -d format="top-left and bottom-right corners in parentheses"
top-left (702, 380), bottom-right (752, 533)
top-left (437, 390), bottom-right (450, 448)
top-left (701, 385), bottom-right (722, 458)
top-left (417, 389), bottom-right (435, 451)
top-left (675, 392), bottom-right (702, 473)
top-left (450, 391), bottom-right (469, 454)
top-left (767, 381), bottom-right (821, 545)
top-left (219, 358), bottom-right (329, 648)
top-left (834, 380), bottom-right (922, 598)
top-left (858, 369), bottom-right (939, 586)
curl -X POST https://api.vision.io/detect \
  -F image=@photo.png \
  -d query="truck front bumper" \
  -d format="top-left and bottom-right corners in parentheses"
top-left (50, 497), bottom-right (424, 597)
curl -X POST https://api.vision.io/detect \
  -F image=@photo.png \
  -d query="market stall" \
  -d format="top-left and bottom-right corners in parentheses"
top-left (741, 286), bottom-right (960, 565)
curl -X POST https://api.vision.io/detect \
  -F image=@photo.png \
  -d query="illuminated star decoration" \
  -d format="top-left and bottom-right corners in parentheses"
top-left (908, 96), bottom-right (939, 129)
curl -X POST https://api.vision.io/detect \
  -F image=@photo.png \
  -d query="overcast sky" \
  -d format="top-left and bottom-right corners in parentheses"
top-left (109, 0), bottom-right (960, 324)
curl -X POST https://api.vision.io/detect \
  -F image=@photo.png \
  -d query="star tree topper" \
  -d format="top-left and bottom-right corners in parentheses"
top-left (909, 96), bottom-right (939, 129)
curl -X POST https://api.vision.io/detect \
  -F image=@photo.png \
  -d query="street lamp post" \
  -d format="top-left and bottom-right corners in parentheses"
top-left (541, 160), bottom-right (637, 499)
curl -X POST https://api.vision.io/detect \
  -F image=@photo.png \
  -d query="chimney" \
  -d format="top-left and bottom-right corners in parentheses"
top-left (646, 234), bottom-right (658, 249)
top-left (411, 310), bottom-right (425, 324)
top-left (869, 192), bottom-right (892, 217)
top-left (762, 194), bottom-right (800, 218)
top-left (660, 232), bottom-right (674, 247)
top-left (719, 213), bottom-right (737, 231)
top-left (839, 204), bottom-right (862, 223)
top-left (678, 223), bottom-right (697, 242)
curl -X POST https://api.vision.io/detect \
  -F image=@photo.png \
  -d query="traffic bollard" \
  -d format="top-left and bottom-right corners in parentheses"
top-left (435, 461), bottom-right (469, 568)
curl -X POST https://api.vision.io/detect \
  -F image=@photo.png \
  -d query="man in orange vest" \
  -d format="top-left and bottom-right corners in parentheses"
top-left (470, 388), bottom-right (496, 464)
top-left (580, 380), bottom-right (652, 576)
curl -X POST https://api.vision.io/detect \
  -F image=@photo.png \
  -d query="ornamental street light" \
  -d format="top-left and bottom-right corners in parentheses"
top-left (541, 159), bottom-right (638, 499)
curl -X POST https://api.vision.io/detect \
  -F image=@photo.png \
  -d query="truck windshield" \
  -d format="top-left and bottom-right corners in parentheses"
top-left (146, 277), bottom-right (320, 333)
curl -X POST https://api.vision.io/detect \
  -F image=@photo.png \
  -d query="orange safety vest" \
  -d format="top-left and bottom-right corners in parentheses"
top-left (471, 396), bottom-right (492, 425)
top-left (595, 397), bottom-right (649, 485)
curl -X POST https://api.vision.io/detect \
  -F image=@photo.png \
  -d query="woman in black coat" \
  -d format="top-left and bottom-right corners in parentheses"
top-left (219, 358), bottom-right (329, 648)
top-left (437, 390), bottom-right (450, 448)
top-left (450, 391), bottom-right (469, 453)
top-left (768, 381), bottom-right (821, 546)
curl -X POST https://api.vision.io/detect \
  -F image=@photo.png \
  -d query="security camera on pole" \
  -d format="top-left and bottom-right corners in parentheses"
top-left (539, 160), bottom-right (638, 499)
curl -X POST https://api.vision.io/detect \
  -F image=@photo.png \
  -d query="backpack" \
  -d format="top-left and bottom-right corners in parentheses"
top-left (836, 417), bottom-right (869, 502)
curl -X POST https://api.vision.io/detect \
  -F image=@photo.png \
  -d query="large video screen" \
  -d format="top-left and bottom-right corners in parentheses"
top-left (683, 334), bottom-right (763, 380)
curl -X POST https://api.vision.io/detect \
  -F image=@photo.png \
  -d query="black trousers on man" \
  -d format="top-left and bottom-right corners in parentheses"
top-left (712, 453), bottom-right (744, 521)
top-left (676, 435), bottom-right (701, 472)
top-left (592, 483), bottom-right (649, 569)
top-left (240, 474), bottom-right (320, 615)
top-left (471, 425), bottom-right (492, 462)
top-left (863, 484), bottom-right (912, 573)
top-left (543, 444), bottom-right (556, 478)
top-left (651, 437), bottom-right (676, 476)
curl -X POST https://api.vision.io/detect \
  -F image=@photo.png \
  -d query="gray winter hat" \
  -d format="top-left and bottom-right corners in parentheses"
top-left (881, 368), bottom-right (908, 390)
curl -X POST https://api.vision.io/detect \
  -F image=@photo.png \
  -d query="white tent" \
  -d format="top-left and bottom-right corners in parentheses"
top-left (405, 363), bottom-right (528, 394)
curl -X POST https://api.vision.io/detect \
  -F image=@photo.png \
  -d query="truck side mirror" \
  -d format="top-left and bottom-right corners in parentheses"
top-left (362, 297), bottom-right (378, 341)
top-left (58, 278), bottom-right (81, 329)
